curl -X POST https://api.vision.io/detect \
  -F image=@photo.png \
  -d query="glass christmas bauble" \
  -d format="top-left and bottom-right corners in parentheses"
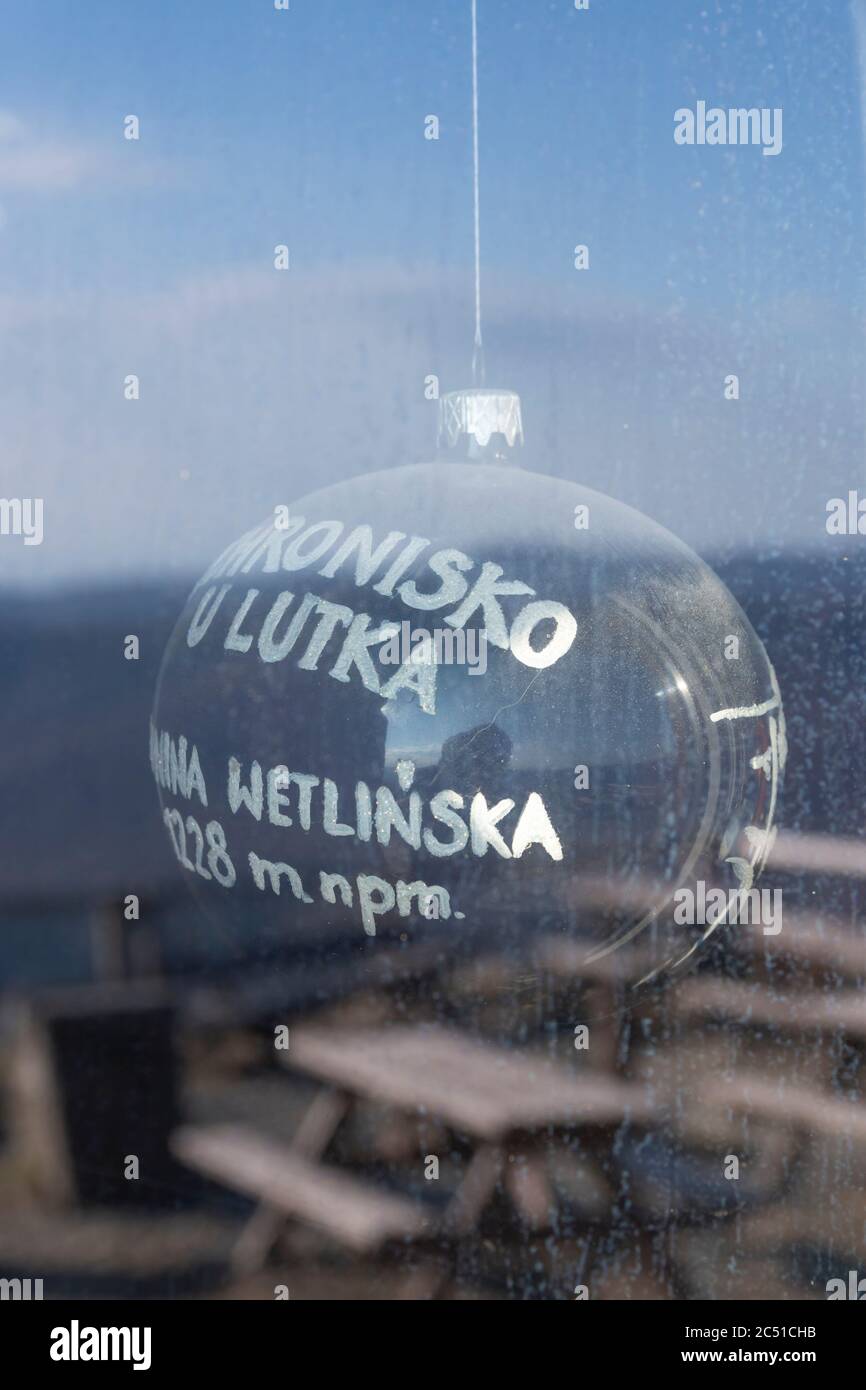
top-left (151, 390), bottom-right (785, 997)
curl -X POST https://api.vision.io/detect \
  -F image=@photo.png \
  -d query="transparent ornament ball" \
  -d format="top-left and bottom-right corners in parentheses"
top-left (151, 392), bottom-right (785, 995)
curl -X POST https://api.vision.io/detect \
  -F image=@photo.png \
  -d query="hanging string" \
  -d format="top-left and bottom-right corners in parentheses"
top-left (471, 0), bottom-right (485, 386)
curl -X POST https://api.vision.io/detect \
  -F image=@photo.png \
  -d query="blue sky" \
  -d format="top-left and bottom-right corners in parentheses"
top-left (1, 0), bottom-right (859, 300)
top-left (1, 0), bottom-right (865, 581)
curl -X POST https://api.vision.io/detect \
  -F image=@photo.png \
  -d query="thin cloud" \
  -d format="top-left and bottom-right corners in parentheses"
top-left (0, 109), bottom-right (168, 194)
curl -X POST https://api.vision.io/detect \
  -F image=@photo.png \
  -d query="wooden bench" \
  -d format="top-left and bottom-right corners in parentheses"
top-left (705, 1074), bottom-right (866, 1144)
top-left (672, 977), bottom-right (866, 1042)
top-left (742, 910), bottom-right (866, 983)
top-left (172, 1123), bottom-right (430, 1257)
top-left (768, 830), bottom-right (866, 880)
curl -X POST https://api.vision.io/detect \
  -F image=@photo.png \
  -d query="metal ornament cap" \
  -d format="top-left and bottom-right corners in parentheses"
top-left (438, 388), bottom-right (525, 461)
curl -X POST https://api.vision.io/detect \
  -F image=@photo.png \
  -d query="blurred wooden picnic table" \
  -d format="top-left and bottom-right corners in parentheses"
top-left (283, 1023), bottom-right (651, 1140)
top-left (174, 1021), bottom-right (650, 1293)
